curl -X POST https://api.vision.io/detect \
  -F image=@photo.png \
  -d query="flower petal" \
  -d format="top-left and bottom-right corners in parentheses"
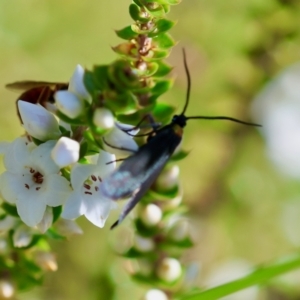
top-left (18, 101), bottom-right (61, 141)
top-left (0, 172), bottom-right (19, 204)
top-left (68, 65), bottom-right (90, 101)
top-left (16, 194), bottom-right (46, 226)
top-left (30, 141), bottom-right (59, 175)
top-left (44, 174), bottom-right (72, 206)
top-left (84, 195), bottom-right (114, 228)
top-left (70, 164), bottom-right (97, 188)
top-left (96, 150), bottom-right (116, 176)
top-left (104, 126), bottom-right (138, 156)
top-left (55, 90), bottom-right (83, 119)
top-left (51, 137), bottom-right (80, 168)
top-left (61, 192), bottom-right (85, 219)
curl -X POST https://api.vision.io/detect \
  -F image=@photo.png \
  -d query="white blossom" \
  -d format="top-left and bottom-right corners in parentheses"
top-left (156, 257), bottom-right (182, 282)
top-left (139, 204), bottom-right (162, 227)
top-left (0, 138), bottom-right (72, 226)
top-left (93, 108), bottom-right (115, 129)
top-left (55, 65), bottom-right (90, 119)
top-left (252, 63), bottom-right (300, 178)
top-left (18, 100), bottom-right (61, 141)
top-left (62, 151), bottom-right (117, 228)
top-left (13, 225), bottom-right (33, 248)
top-left (51, 137), bottom-right (80, 168)
top-left (103, 122), bottom-right (139, 156)
top-left (68, 65), bottom-right (90, 101)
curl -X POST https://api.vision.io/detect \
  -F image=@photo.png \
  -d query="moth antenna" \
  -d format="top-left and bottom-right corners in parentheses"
top-left (181, 48), bottom-right (191, 116)
top-left (186, 115), bottom-right (261, 127)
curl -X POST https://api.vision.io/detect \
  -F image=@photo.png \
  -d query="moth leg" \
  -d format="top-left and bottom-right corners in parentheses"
top-left (103, 137), bottom-right (137, 153)
top-left (120, 114), bottom-right (161, 138)
top-left (106, 158), bottom-right (126, 165)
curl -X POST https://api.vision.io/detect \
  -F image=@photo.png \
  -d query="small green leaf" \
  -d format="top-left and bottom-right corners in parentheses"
top-left (171, 150), bottom-right (190, 161)
top-left (146, 49), bottom-right (170, 60)
top-left (133, 0), bottom-right (143, 6)
top-left (106, 91), bottom-right (138, 115)
top-left (115, 26), bottom-right (138, 40)
top-left (84, 70), bottom-right (98, 95)
top-left (153, 32), bottom-right (176, 49)
top-left (52, 206), bottom-right (62, 223)
top-left (152, 102), bottom-right (176, 123)
top-left (135, 218), bottom-right (161, 237)
top-left (156, 19), bottom-right (176, 34)
top-left (151, 79), bottom-right (173, 96)
top-left (145, 3), bottom-right (166, 18)
top-left (93, 65), bottom-right (110, 90)
top-left (154, 61), bottom-right (173, 77)
top-left (167, 0), bottom-right (181, 4)
top-left (129, 3), bottom-right (149, 22)
top-left (2, 202), bottom-right (18, 217)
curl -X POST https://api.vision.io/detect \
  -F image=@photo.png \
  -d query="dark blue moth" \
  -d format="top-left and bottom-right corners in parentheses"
top-left (100, 49), bottom-right (260, 229)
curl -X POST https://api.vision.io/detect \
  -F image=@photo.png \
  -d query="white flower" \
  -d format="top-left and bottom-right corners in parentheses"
top-left (143, 289), bottom-right (168, 300)
top-left (55, 65), bottom-right (90, 119)
top-left (61, 150), bottom-right (117, 228)
top-left (156, 257), bottom-right (182, 282)
top-left (13, 224), bottom-right (33, 247)
top-left (54, 219), bottom-right (83, 238)
top-left (36, 207), bottom-right (53, 233)
top-left (68, 65), bottom-right (90, 100)
top-left (252, 63), bottom-right (300, 178)
top-left (103, 122), bottom-right (139, 156)
top-left (139, 204), bottom-right (162, 227)
top-left (51, 137), bottom-right (80, 168)
top-left (18, 101), bottom-right (61, 141)
top-left (0, 138), bottom-right (72, 226)
top-left (93, 108), bottom-right (115, 129)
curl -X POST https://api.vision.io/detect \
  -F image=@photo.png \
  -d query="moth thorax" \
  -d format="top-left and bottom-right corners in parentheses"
top-left (172, 124), bottom-right (184, 137)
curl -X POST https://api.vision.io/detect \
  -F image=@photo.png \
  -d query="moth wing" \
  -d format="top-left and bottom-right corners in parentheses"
top-left (110, 152), bottom-right (169, 229)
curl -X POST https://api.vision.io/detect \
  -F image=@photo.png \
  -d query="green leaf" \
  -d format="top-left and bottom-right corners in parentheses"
top-left (52, 206), bottom-right (62, 223)
top-left (171, 150), bottom-right (190, 161)
top-left (152, 102), bottom-right (176, 123)
top-left (133, 0), bottom-right (143, 6)
top-left (154, 61), bottom-right (173, 77)
top-left (106, 91), bottom-right (138, 115)
top-left (145, 49), bottom-right (170, 60)
top-left (151, 79), bottom-right (173, 96)
top-left (180, 253), bottom-right (300, 300)
top-left (155, 19), bottom-right (176, 34)
top-left (47, 228), bottom-right (66, 240)
top-left (129, 3), bottom-right (149, 22)
top-left (93, 65), bottom-right (110, 90)
top-left (123, 247), bottom-right (158, 259)
top-left (84, 70), bottom-right (98, 95)
top-left (115, 26), bottom-right (138, 40)
top-left (153, 33), bottom-right (176, 49)
top-left (167, 0), bottom-right (181, 4)
top-left (135, 218), bottom-right (161, 237)
top-left (2, 202), bottom-right (18, 217)
top-left (145, 3), bottom-right (166, 18)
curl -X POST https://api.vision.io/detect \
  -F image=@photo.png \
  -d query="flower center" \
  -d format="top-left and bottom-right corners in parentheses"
top-left (83, 174), bottom-right (102, 195)
top-left (30, 168), bottom-right (44, 184)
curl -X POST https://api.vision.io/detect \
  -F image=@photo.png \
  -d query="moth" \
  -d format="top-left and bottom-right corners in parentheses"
top-left (100, 49), bottom-right (261, 229)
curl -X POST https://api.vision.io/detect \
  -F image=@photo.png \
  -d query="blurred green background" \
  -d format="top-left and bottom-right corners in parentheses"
top-left (1, 0), bottom-right (300, 299)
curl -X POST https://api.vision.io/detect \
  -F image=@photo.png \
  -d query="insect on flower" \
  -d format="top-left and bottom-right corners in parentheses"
top-left (100, 49), bottom-right (261, 229)
top-left (6, 81), bottom-right (68, 121)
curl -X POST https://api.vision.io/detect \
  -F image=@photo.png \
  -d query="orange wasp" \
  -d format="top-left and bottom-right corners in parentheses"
top-left (6, 81), bottom-right (68, 122)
